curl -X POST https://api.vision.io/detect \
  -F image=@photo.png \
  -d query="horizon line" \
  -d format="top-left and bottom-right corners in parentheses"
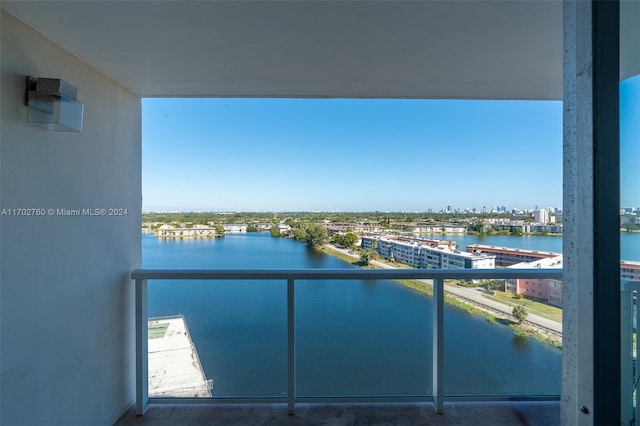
top-left (142, 209), bottom-right (562, 214)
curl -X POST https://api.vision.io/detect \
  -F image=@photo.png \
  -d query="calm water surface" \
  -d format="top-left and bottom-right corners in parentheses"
top-left (143, 233), bottom-right (573, 397)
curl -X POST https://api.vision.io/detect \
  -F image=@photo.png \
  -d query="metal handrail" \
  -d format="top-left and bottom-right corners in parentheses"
top-left (132, 268), bottom-right (562, 281)
top-left (621, 280), bottom-right (640, 425)
top-left (133, 268), bottom-right (563, 416)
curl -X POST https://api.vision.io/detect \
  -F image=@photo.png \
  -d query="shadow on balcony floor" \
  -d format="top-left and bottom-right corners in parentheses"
top-left (115, 401), bottom-right (560, 426)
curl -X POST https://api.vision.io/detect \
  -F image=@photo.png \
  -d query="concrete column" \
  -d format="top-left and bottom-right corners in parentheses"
top-left (562, 1), bottom-right (620, 425)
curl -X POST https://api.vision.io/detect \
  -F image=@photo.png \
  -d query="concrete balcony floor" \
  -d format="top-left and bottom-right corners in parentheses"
top-left (115, 401), bottom-right (560, 426)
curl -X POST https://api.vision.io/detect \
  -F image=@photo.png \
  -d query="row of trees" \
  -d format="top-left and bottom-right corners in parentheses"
top-left (360, 250), bottom-right (380, 266)
top-left (333, 232), bottom-right (358, 248)
top-left (143, 211), bottom-right (519, 229)
top-left (291, 224), bottom-right (329, 248)
top-left (467, 221), bottom-right (530, 236)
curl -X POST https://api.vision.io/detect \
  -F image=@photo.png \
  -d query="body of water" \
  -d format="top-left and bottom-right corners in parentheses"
top-left (144, 232), bottom-right (570, 398)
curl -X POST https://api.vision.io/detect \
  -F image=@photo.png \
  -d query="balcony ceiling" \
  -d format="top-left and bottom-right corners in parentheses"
top-left (1, 0), bottom-right (564, 100)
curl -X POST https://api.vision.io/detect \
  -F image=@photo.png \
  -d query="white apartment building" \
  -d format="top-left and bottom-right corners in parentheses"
top-left (534, 208), bottom-right (550, 224)
top-left (408, 225), bottom-right (467, 233)
top-left (222, 224), bottom-right (248, 233)
top-left (361, 236), bottom-right (495, 269)
top-left (155, 224), bottom-right (216, 238)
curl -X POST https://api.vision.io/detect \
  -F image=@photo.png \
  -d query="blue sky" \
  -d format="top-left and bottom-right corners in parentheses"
top-left (142, 98), bottom-right (564, 212)
top-left (621, 74), bottom-right (640, 209)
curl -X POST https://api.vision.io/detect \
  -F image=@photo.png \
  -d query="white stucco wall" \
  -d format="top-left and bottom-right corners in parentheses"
top-left (1, 10), bottom-right (141, 426)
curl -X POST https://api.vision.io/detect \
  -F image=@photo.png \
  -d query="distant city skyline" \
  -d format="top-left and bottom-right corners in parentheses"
top-left (141, 206), bottom-right (565, 214)
top-left (143, 98), bottom-right (563, 212)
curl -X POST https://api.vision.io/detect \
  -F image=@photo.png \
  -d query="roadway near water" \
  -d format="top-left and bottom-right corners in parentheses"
top-left (327, 244), bottom-right (562, 335)
top-left (144, 232), bottom-right (567, 398)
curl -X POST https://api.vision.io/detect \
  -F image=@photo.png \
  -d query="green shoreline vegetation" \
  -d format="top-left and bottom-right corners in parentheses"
top-left (482, 290), bottom-right (563, 322)
top-left (142, 211), bottom-right (567, 238)
top-left (142, 213), bottom-right (566, 349)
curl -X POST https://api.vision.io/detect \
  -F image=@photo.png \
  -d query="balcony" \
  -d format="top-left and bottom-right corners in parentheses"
top-left (116, 401), bottom-right (560, 425)
top-left (121, 268), bottom-right (563, 424)
top-left (1, 1), bottom-right (635, 424)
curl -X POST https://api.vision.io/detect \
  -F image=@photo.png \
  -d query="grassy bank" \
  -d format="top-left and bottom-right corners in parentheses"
top-left (394, 279), bottom-right (432, 296)
top-left (318, 246), bottom-right (363, 266)
top-left (404, 280), bottom-right (562, 348)
top-left (509, 324), bottom-right (562, 349)
top-left (401, 278), bottom-right (562, 348)
top-left (482, 290), bottom-right (563, 323)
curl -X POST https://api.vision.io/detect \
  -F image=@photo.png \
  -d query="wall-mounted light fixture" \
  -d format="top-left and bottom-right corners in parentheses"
top-left (25, 76), bottom-right (84, 132)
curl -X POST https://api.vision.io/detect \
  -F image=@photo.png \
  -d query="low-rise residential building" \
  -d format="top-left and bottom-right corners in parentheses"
top-left (222, 224), bottom-right (248, 233)
top-left (390, 236), bottom-right (458, 250)
top-left (621, 260), bottom-right (640, 281)
top-left (276, 224), bottom-right (292, 234)
top-left (407, 224), bottom-right (467, 233)
top-left (481, 221), bottom-right (563, 235)
top-left (361, 236), bottom-right (495, 269)
top-left (326, 223), bottom-right (382, 234)
top-left (504, 255), bottom-right (564, 307)
top-left (497, 248), bottom-right (637, 307)
top-left (361, 235), bottom-right (457, 251)
top-left (466, 244), bottom-right (560, 266)
top-left (155, 224), bottom-right (216, 238)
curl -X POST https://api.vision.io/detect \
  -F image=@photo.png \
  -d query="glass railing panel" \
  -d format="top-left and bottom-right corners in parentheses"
top-left (620, 7), bottom-right (640, 416)
top-left (620, 70), bottom-right (640, 422)
top-left (135, 268), bottom-right (563, 409)
top-left (296, 278), bottom-right (432, 397)
top-left (442, 277), bottom-right (562, 396)
top-left (147, 279), bottom-right (287, 398)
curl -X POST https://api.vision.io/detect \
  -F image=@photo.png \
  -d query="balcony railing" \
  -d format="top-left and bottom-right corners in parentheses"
top-left (621, 280), bottom-right (640, 425)
top-left (132, 268), bottom-right (563, 416)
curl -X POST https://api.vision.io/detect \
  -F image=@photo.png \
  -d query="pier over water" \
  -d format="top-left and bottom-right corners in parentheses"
top-left (148, 315), bottom-right (212, 397)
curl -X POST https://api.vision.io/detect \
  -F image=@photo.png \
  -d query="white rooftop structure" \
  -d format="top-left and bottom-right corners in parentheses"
top-left (509, 255), bottom-right (564, 270)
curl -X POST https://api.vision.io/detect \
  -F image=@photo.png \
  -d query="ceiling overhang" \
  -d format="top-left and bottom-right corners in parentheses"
top-left (2, 1), bottom-right (569, 100)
